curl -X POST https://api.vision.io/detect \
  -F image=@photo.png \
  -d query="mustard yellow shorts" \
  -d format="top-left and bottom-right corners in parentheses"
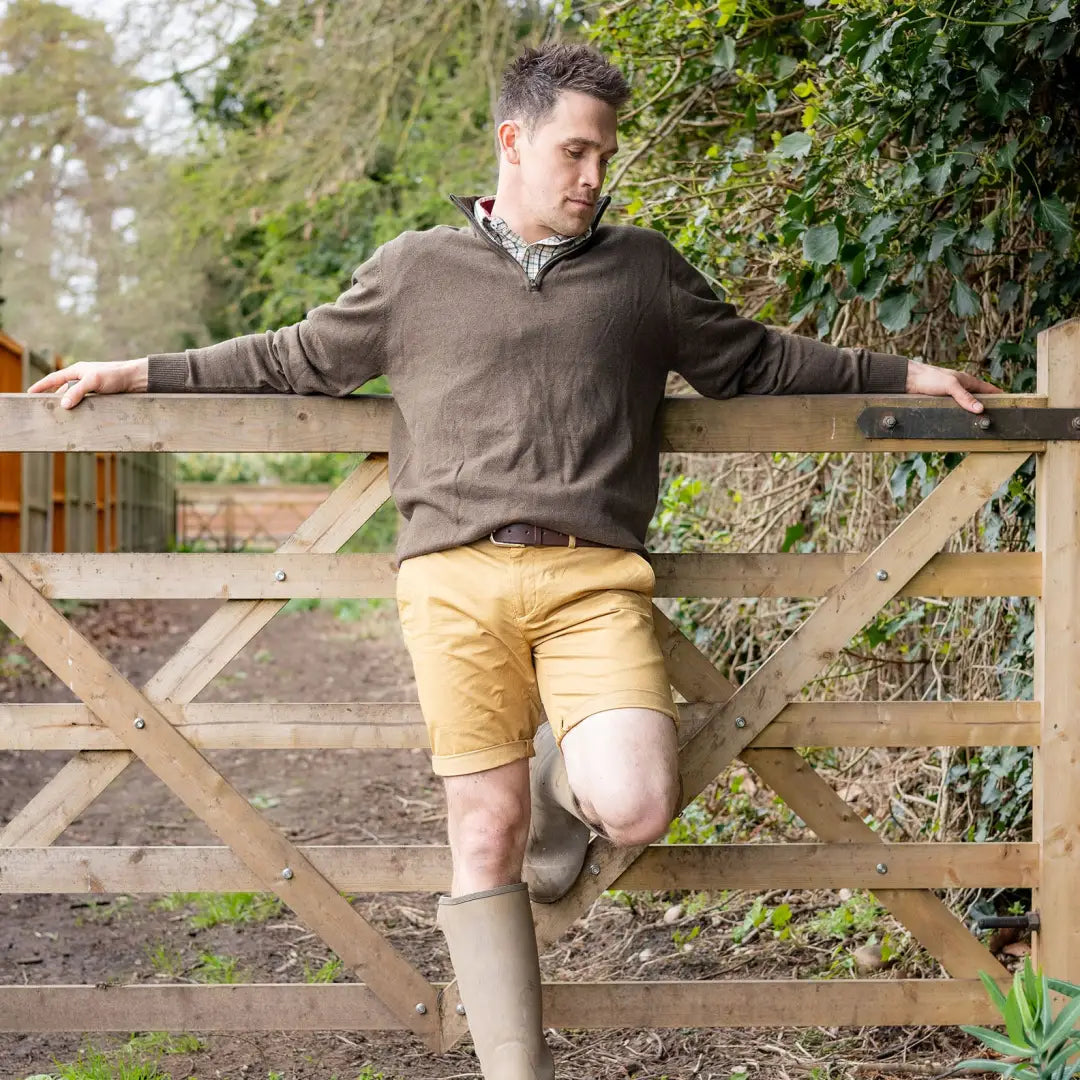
top-left (396, 539), bottom-right (678, 777)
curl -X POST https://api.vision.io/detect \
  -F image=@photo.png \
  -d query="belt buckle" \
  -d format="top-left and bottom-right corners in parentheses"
top-left (489, 530), bottom-right (527, 548)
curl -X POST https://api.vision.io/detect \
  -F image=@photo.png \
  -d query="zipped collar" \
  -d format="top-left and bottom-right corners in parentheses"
top-left (449, 193), bottom-right (610, 291)
top-left (449, 193), bottom-right (611, 244)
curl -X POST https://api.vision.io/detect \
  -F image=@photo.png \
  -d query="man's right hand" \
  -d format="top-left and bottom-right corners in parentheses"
top-left (26, 357), bottom-right (149, 409)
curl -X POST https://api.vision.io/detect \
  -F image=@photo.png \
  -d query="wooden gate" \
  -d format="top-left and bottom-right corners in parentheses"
top-left (0, 319), bottom-right (1075, 1045)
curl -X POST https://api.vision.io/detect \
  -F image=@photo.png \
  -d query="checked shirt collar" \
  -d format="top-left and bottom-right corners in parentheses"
top-left (473, 196), bottom-right (592, 284)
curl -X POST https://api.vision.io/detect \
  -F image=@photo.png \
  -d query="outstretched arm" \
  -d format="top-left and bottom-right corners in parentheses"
top-left (28, 243), bottom-right (391, 409)
top-left (667, 244), bottom-right (1000, 411)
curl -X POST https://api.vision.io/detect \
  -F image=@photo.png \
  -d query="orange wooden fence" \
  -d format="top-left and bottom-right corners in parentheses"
top-left (0, 332), bottom-right (174, 554)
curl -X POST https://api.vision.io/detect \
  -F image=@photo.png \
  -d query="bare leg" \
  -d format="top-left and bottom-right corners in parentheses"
top-left (560, 707), bottom-right (680, 846)
top-left (444, 758), bottom-right (531, 894)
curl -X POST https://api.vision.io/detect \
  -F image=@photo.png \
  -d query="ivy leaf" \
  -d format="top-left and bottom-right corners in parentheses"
top-left (924, 160), bottom-right (952, 194)
top-left (977, 64), bottom-right (1003, 95)
top-left (712, 35), bottom-right (737, 71)
top-left (878, 289), bottom-right (917, 332)
top-left (1034, 195), bottom-right (1072, 239)
top-left (983, 24), bottom-right (1005, 50)
top-left (859, 212), bottom-right (900, 244)
top-left (855, 269), bottom-right (888, 301)
top-left (781, 523), bottom-right (806, 552)
top-left (1049, 0), bottom-right (1071, 21)
top-left (998, 280), bottom-right (1022, 314)
top-left (803, 224), bottom-right (840, 265)
top-left (1044, 27), bottom-right (1077, 61)
top-left (950, 279), bottom-right (982, 318)
top-left (777, 131), bottom-right (812, 159)
top-left (929, 223), bottom-right (958, 261)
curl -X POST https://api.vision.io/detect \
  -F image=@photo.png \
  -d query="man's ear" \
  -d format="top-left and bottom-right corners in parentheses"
top-left (497, 120), bottom-right (521, 164)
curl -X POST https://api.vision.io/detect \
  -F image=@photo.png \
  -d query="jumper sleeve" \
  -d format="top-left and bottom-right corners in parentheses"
top-left (668, 244), bottom-right (908, 397)
top-left (146, 246), bottom-right (389, 395)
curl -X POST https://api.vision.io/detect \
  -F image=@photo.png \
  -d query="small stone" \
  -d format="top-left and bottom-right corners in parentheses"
top-left (838, 888), bottom-right (853, 902)
top-left (662, 904), bottom-right (683, 924)
top-left (853, 943), bottom-right (886, 973)
top-left (637, 949), bottom-right (652, 962)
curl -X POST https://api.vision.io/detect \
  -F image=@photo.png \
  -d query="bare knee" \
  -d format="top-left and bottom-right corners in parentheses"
top-left (562, 708), bottom-right (680, 847)
top-left (591, 776), bottom-right (680, 847)
top-left (445, 760), bottom-right (530, 893)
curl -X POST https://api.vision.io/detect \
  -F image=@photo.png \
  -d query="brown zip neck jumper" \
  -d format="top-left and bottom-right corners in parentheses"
top-left (148, 196), bottom-right (908, 562)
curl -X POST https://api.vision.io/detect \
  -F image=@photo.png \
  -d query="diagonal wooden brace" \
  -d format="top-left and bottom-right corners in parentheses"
top-left (0, 550), bottom-right (440, 1045)
top-left (0, 456), bottom-right (391, 848)
top-left (443, 451), bottom-right (1023, 1047)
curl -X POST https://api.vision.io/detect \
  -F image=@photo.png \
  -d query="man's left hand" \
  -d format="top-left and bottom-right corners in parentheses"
top-left (906, 358), bottom-right (1001, 413)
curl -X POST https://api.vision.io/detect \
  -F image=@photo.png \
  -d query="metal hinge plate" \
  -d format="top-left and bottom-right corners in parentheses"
top-left (858, 406), bottom-right (1080, 440)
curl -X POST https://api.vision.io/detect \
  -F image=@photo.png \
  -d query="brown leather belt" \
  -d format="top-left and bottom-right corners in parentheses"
top-left (490, 523), bottom-right (607, 548)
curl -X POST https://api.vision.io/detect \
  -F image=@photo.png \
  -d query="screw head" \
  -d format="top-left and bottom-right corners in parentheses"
top-left (456, 1003), bottom-right (466, 1016)
top-left (588, 863), bottom-right (600, 876)
top-left (275, 569), bottom-right (287, 582)
top-left (876, 862), bottom-right (888, 875)
top-left (415, 1003), bottom-right (428, 1015)
top-left (976, 415), bottom-right (992, 431)
top-left (133, 717), bottom-right (146, 730)
top-left (876, 569), bottom-right (889, 582)
top-left (281, 867), bottom-right (294, 880)
top-left (1072, 416), bottom-right (1080, 431)
top-left (734, 716), bottom-right (747, 729)
top-left (881, 414), bottom-right (897, 430)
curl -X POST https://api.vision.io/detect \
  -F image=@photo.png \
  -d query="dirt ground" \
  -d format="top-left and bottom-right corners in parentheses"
top-left (0, 598), bottom-right (985, 1080)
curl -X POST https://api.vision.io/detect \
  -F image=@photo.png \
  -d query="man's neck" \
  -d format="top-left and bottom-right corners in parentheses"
top-left (488, 194), bottom-right (557, 244)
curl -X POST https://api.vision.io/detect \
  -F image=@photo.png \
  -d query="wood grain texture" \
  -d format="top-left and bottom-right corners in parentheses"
top-left (0, 392), bottom-right (1045, 452)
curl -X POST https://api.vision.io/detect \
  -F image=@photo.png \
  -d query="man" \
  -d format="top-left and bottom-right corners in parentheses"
top-left (30, 43), bottom-right (998, 1080)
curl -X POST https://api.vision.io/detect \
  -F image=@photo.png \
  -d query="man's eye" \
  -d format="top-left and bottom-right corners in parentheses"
top-left (566, 149), bottom-right (582, 158)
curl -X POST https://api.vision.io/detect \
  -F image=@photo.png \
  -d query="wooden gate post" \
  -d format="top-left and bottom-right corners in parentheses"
top-left (1034, 317), bottom-right (1080, 983)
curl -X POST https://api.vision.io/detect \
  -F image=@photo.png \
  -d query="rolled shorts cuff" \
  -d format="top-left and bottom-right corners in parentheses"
top-left (554, 690), bottom-right (680, 745)
top-left (431, 737), bottom-right (534, 778)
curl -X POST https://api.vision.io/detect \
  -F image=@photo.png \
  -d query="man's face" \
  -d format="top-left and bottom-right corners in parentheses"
top-left (503, 90), bottom-right (619, 238)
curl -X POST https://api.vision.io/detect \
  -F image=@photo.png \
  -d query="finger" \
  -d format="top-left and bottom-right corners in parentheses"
top-left (61, 378), bottom-right (88, 409)
top-left (27, 370), bottom-right (74, 394)
top-left (957, 371), bottom-right (1002, 395)
top-left (949, 380), bottom-right (983, 413)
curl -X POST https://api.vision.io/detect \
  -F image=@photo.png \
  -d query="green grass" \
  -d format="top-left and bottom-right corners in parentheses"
top-left (30, 1046), bottom-right (170, 1080)
top-left (152, 890), bottom-right (283, 929)
top-left (303, 955), bottom-right (343, 983)
top-left (74, 896), bottom-right (133, 926)
top-left (190, 950), bottom-right (248, 984)
top-left (124, 1033), bottom-right (204, 1056)
top-left (143, 942), bottom-right (185, 978)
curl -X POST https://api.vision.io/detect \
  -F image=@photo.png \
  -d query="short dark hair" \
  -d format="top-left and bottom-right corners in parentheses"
top-left (495, 43), bottom-right (631, 133)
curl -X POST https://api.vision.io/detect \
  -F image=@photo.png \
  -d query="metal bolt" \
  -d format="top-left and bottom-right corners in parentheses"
top-left (876, 569), bottom-right (889, 582)
top-left (588, 863), bottom-right (600, 876)
top-left (876, 862), bottom-right (888, 875)
top-left (281, 867), bottom-right (294, 880)
top-left (1072, 416), bottom-right (1080, 431)
top-left (456, 1003), bottom-right (466, 1016)
top-left (734, 716), bottom-right (747, 729)
top-left (976, 415), bottom-right (992, 431)
top-left (275, 569), bottom-right (287, 582)
top-left (415, 1003), bottom-right (428, 1015)
top-left (881, 414), bottom-right (897, 430)
top-left (133, 717), bottom-right (146, 730)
